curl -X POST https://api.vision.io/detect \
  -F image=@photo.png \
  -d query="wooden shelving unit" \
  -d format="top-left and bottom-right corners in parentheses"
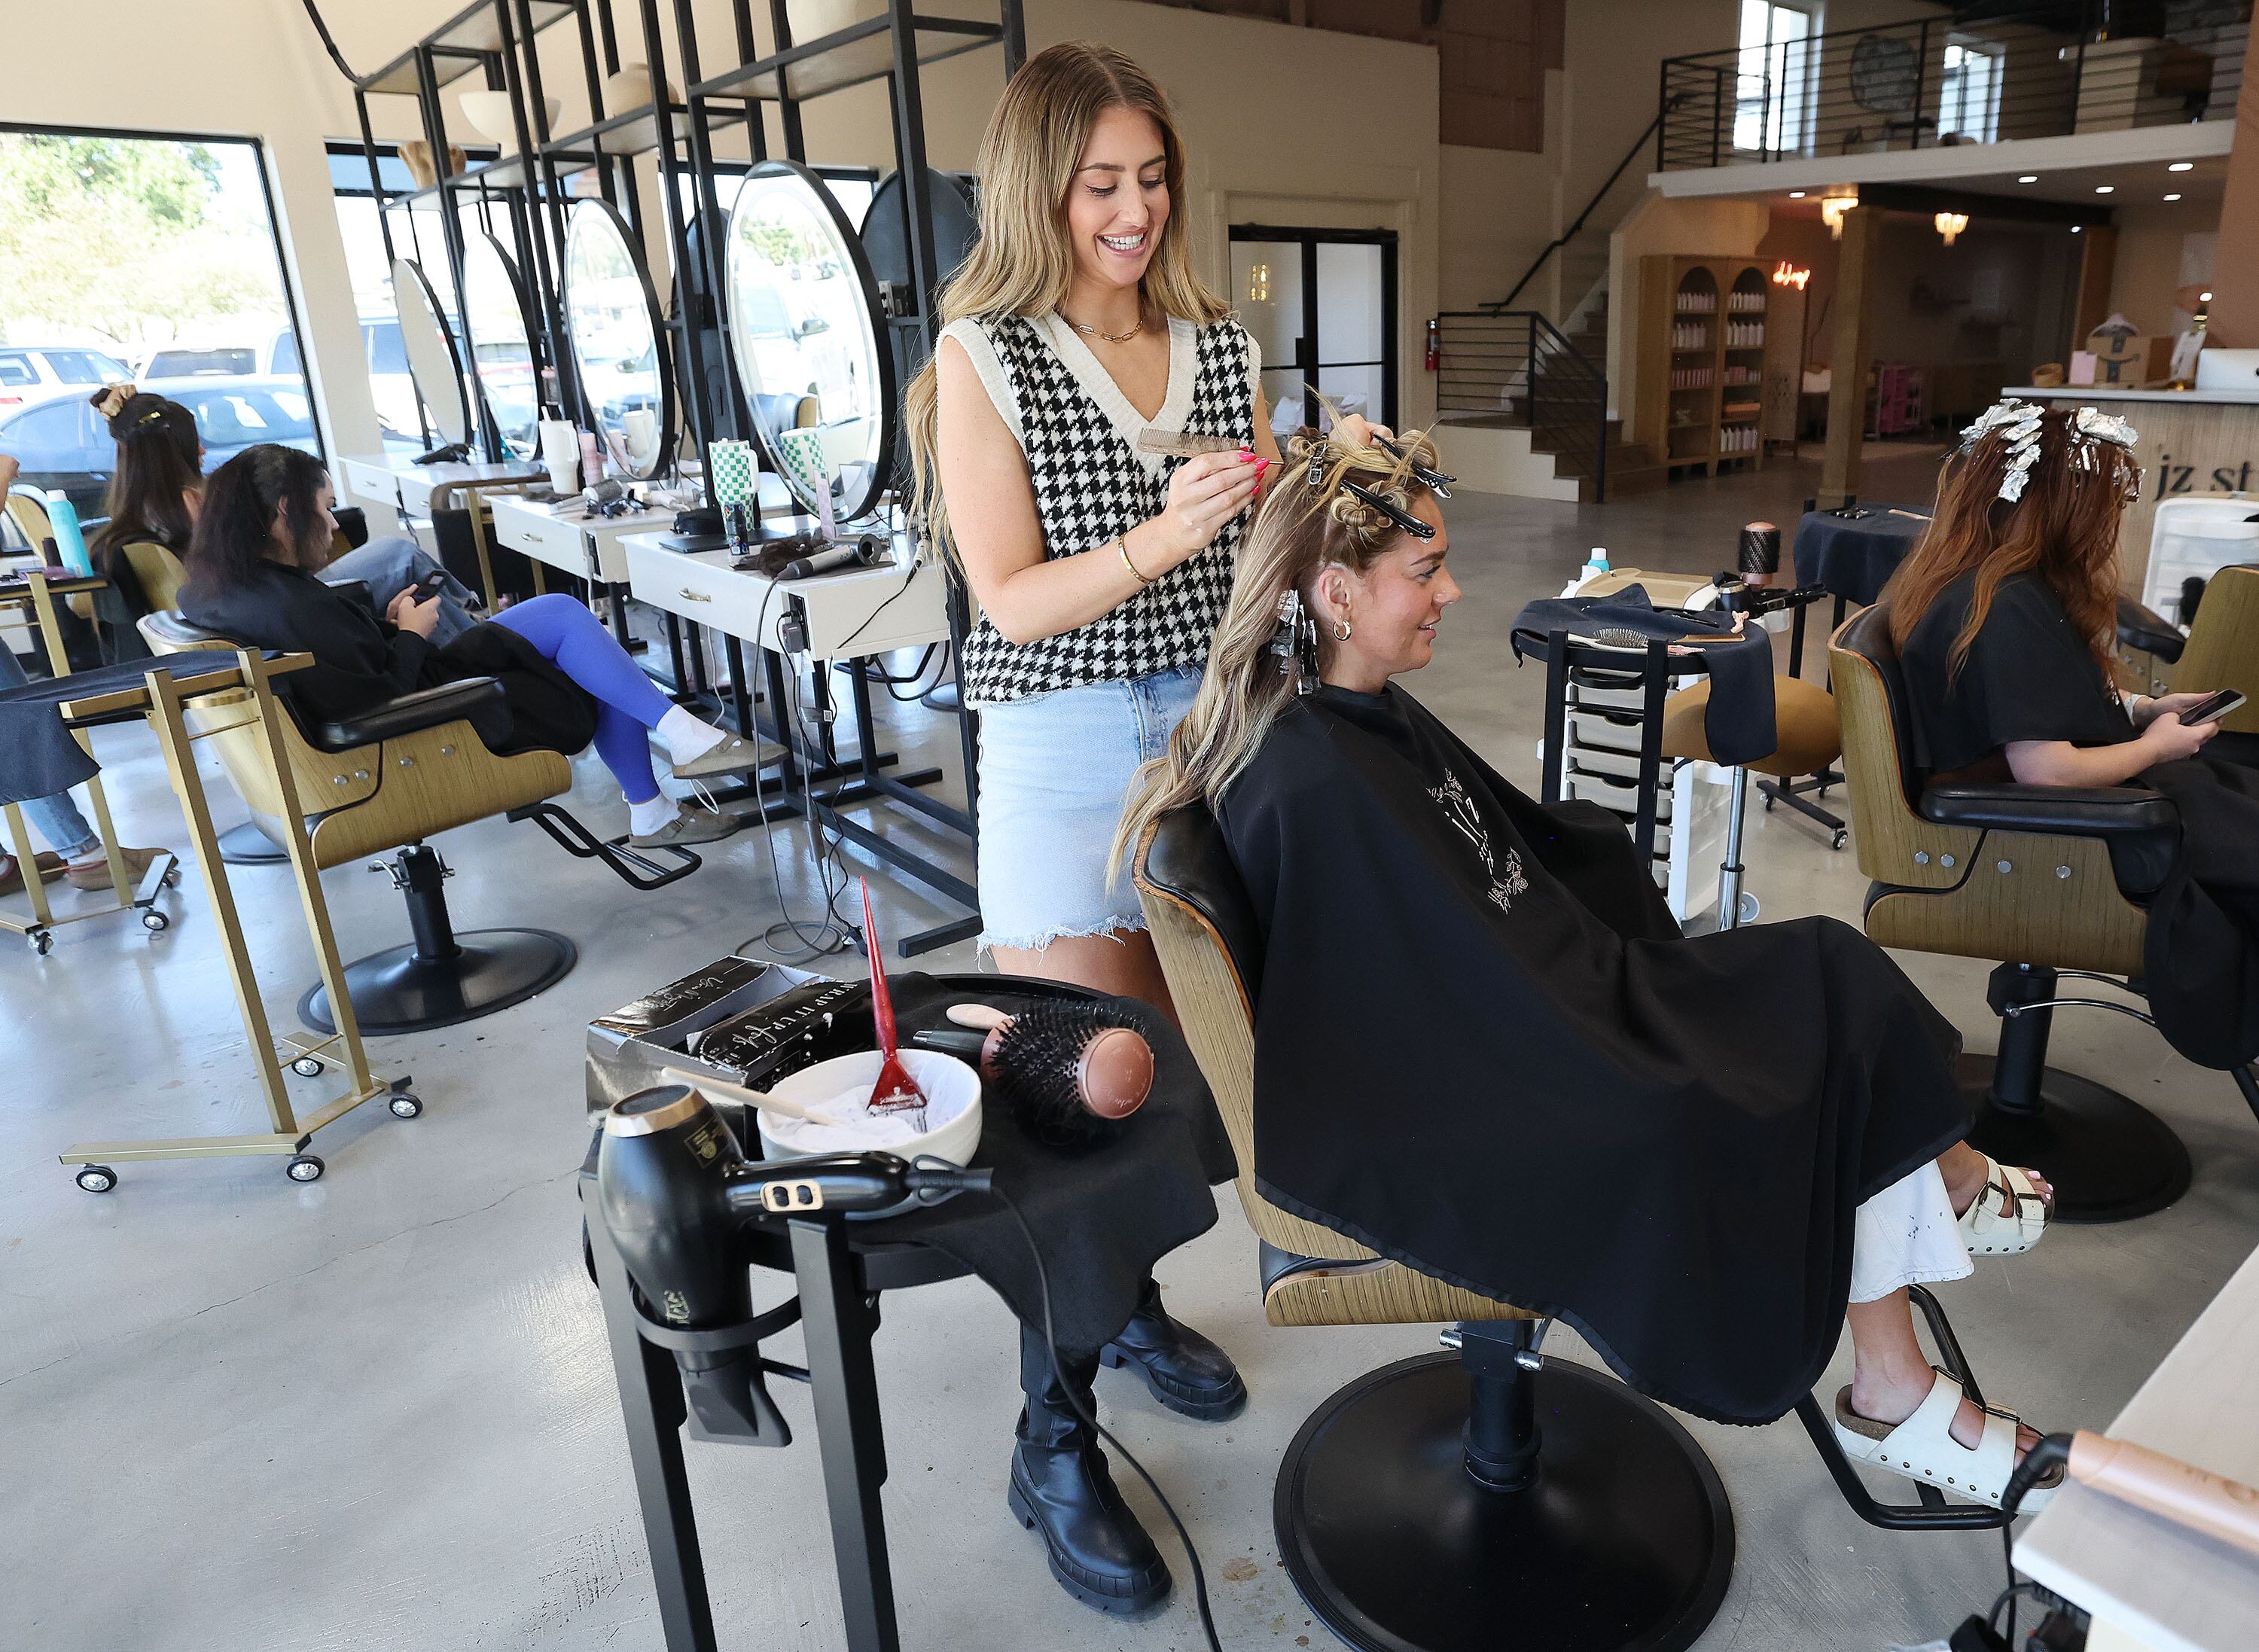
top-left (1637, 254), bottom-right (1773, 478)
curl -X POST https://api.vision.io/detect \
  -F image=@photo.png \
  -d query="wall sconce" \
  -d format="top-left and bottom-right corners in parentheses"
top-left (1247, 263), bottom-right (1270, 303)
top-left (1819, 194), bottom-right (1858, 238)
top-left (1771, 261), bottom-right (1811, 290)
top-left (1934, 212), bottom-right (1969, 246)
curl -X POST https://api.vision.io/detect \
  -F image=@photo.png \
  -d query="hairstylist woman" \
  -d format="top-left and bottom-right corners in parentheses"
top-left (179, 445), bottom-right (754, 849)
top-left (85, 384), bottom-right (480, 646)
top-left (900, 41), bottom-right (1395, 1616)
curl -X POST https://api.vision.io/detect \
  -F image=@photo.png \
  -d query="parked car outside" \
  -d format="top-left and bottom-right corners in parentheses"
top-left (0, 345), bottom-right (135, 413)
top-left (0, 373), bottom-right (322, 520)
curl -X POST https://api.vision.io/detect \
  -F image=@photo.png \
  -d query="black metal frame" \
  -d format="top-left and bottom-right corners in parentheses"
top-left (1434, 309), bottom-right (1610, 501)
top-left (1228, 223), bottom-right (1400, 433)
top-left (461, 228), bottom-right (547, 462)
top-left (562, 195), bottom-right (682, 480)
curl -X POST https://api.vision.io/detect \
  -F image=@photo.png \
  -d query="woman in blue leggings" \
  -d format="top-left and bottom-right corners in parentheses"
top-left (178, 446), bottom-right (756, 849)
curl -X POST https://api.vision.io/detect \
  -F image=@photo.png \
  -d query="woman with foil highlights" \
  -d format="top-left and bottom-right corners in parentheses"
top-left (1890, 400), bottom-right (2259, 1068)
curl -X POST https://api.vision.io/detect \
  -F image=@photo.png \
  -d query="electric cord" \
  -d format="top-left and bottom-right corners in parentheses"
top-left (298, 0), bottom-right (360, 81)
top-left (995, 1191), bottom-right (1224, 1652)
top-left (1992, 1431), bottom-right (2075, 1648)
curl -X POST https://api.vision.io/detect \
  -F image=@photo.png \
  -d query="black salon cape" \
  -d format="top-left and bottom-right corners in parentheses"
top-left (182, 558), bottom-right (597, 756)
top-left (1216, 684), bottom-right (1967, 1425)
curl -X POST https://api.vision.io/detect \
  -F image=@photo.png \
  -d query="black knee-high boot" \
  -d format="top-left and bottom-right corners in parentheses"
top-left (1008, 1321), bottom-right (1169, 1614)
top-left (1099, 1276), bottom-right (1248, 1419)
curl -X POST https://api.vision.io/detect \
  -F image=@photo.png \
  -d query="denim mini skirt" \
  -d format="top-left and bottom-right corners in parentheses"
top-left (973, 663), bottom-right (1202, 951)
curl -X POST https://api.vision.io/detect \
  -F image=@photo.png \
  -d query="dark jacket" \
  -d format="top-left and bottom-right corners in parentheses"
top-left (180, 558), bottom-right (596, 755)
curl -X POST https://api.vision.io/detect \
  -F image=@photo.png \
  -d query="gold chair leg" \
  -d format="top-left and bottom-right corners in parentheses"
top-left (3, 801), bottom-right (54, 931)
top-left (146, 666), bottom-right (300, 1138)
top-left (236, 648), bottom-right (373, 1096)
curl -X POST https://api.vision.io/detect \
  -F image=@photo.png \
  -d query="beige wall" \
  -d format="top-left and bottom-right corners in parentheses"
top-left (2111, 203), bottom-right (2215, 342)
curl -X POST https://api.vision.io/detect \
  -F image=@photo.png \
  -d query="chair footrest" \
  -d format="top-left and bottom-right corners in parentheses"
top-left (509, 802), bottom-right (700, 891)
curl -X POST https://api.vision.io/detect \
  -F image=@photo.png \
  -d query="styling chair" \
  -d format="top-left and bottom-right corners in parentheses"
top-left (2117, 569), bottom-right (2259, 767)
top-left (139, 610), bottom-right (697, 1035)
top-left (1135, 811), bottom-right (1734, 1652)
top-left (1831, 604), bottom-right (2259, 1223)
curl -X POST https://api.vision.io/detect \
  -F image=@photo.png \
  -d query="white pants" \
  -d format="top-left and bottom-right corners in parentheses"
top-left (1849, 1160), bottom-right (1972, 1304)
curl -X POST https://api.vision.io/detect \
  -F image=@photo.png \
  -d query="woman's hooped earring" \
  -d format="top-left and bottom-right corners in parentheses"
top-left (1331, 618), bottom-right (1352, 642)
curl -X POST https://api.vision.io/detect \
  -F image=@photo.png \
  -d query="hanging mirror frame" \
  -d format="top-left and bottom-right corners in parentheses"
top-left (392, 255), bottom-right (473, 449)
top-left (460, 230), bottom-right (542, 463)
top-left (723, 158), bottom-right (896, 525)
top-left (563, 198), bottom-right (676, 481)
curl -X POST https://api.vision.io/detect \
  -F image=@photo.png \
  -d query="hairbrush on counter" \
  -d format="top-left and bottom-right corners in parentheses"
top-left (912, 1000), bottom-right (1153, 1147)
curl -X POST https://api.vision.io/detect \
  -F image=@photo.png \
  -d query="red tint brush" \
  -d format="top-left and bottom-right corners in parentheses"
top-left (861, 879), bottom-right (925, 1114)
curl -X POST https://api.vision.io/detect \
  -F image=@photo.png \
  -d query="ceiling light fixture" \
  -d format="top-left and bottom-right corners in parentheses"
top-left (1788, 190), bottom-right (1805, 198)
top-left (2095, 184), bottom-right (2114, 194)
top-left (1819, 192), bottom-right (1858, 238)
top-left (2202, 290), bottom-right (2214, 302)
top-left (2071, 225), bottom-right (2083, 234)
top-left (2018, 174), bottom-right (2039, 183)
top-left (1934, 211), bottom-right (1969, 246)
top-left (2169, 162), bottom-right (2194, 172)
top-left (2165, 193), bottom-right (2182, 201)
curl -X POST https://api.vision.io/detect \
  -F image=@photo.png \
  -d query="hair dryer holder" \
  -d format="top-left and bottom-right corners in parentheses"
top-left (630, 1276), bottom-right (810, 1447)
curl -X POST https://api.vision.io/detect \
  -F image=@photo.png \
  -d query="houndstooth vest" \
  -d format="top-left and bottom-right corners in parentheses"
top-left (944, 312), bottom-right (1258, 706)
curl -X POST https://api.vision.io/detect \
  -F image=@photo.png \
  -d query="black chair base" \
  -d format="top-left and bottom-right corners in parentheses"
top-left (300, 928), bottom-right (577, 1036)
top-left (1275, 1351), bottom-right (1733, 1652)
top-left (1959, 1052), bottom-right (2190, 1224)
top-left (217, 821), bottom-right (289, 866)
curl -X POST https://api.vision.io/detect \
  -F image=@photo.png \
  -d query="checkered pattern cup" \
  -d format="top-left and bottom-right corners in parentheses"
top-left (707, 439), bottom-right (756, 507)
top-left (775, 425), bottom-right (836, 537)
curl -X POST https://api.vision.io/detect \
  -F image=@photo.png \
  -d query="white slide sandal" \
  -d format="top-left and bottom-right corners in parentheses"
top-left (1959, 1157), bottom-right (2050, 1256)
top-left (1831, 1371), bottom-right (2061, 1513)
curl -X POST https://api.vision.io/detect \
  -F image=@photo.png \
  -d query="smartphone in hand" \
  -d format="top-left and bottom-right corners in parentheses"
top-left (410, 569), bottom-right (449, 604)
top-left (2178, 688), bottom-right (2248, 727)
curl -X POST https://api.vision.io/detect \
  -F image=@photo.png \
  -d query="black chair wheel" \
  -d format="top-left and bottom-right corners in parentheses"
top-left (1831, 828), bottom-right (1849, 850)
top-left (142, 909), bottom-right (169, 933)
top-left (286, 1154), bottom-right (325, 1183)
top-left (291, 1056), bottom-right (325, 1078)
top-left (29, 930), bottom-right (53, 956)
top-left (389, 1092), bottom-right (423, 1119)
top-left (75, 1165), bottom-right (117, 1193)
top-left (1763, 796), bottom-right (1776, 812)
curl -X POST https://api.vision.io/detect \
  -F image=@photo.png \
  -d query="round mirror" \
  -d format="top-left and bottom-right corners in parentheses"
top-left (392, 256), bottom-right (471, 448)
top-left (861, 168), bottom-right (979, 295)
top-left (564, 200), bottom-right (675, 480)
top-left (724, 159), bottom-right (894, 523)
top-left (461, 233), bottom-right (541, 462)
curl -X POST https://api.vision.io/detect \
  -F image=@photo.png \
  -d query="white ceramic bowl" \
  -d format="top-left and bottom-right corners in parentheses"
top-left (459, 90), bottom-right (562, 145)
top-left (756, 1048), bottom-right (983, 1167)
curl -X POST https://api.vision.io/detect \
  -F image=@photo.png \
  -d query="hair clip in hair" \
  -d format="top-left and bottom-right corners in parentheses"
top-left (1373, 434), bottom-right (1456, 499)
top-left (1340, 478), bottom-right (1437, 540)
top-left (1270, 588), bottom-right (1320, 693)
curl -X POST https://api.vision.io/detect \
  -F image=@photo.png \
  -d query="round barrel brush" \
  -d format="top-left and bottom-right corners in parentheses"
top-left (911, 1001), bottom-right (1153, 1147)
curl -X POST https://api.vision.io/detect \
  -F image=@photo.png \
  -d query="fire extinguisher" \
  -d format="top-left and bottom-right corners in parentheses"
top-left (1424, 318), bottom-right (1440, 373)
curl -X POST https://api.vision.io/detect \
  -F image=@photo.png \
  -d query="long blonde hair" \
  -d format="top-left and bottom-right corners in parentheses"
top-left (902, 41), bottom-right (1229, 562)
top-left (1110, 430), bottom-right (1445, 877)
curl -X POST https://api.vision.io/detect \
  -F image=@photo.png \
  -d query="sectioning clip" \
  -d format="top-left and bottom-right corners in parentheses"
top-left (1373, 434), bottom-right (1456, 499)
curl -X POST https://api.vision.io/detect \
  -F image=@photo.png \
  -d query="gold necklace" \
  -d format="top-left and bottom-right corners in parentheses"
top-left (1061, 309), bottom-right (1143, 345)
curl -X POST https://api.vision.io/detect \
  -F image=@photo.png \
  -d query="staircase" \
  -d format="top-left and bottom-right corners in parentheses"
top-left (1434, 288), bottom-right (1666, 504)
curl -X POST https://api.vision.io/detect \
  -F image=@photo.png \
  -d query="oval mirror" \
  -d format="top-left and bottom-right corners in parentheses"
top-left (564, 199), bottom-right (675, 480)
top-left (461, 232), bottom-right (541, 462)
top-left (724, 159), bottom-right (894, 523)
top-left (861, 168), bottom-right (979, 296)
top-left (392, 255), bottom-right (471, 448)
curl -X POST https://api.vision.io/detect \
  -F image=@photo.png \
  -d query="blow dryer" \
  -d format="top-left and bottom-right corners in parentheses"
top-left (595, 1084), bottom-right (991, 1440)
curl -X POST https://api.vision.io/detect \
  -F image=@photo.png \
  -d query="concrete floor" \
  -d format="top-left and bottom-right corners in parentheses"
top-left (6, 442), bottom-right (2258, 1652)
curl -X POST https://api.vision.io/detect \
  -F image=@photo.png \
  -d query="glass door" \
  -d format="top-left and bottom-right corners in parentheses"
top-left (1229, 225), bottom-right (1398, 438)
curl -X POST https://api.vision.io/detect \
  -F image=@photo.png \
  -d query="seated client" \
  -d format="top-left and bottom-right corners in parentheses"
top-left (1889, 401), bottom-right (2259, 1070)
top-left (1117, 431), bottom-right (2064, 1507)
top-left (178, 445), bottom-right (754, 849)
top-left (87, 383), bottom-right (480, 645)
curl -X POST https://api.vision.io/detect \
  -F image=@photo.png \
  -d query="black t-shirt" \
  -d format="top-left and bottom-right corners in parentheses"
top-left (1900, 571), bottom-right (2133, 779)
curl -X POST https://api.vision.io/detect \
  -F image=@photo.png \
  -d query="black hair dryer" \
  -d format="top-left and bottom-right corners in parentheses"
top-left (594, 1084), bottom-right (992, 1443)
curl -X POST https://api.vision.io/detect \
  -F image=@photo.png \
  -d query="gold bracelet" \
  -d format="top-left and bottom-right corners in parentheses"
top-left (1119, 532), bottom-right (1153, 586)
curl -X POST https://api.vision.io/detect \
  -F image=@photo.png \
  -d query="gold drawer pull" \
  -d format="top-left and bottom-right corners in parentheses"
top-left (679, 587), bottom-right (712, 602)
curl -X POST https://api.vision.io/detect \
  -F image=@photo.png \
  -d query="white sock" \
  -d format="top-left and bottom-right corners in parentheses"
top-left (657, 705), bottom-right (729, 763)
top-left (629, 794), bottom-right (679, 837)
